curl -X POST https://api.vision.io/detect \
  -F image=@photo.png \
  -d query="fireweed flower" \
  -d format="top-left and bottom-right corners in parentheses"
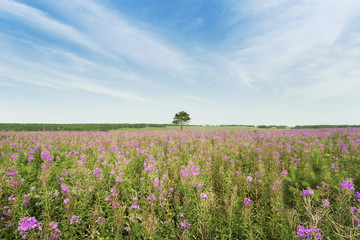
top-left (342, 144), bottom-right (348, 152)
top-left (302, 189), bottom-right (314, 197)
top-left (340, 181), bottom-right (354, 191)
top-left (350, 206), bottom-right (358, 212)
top-left (70, 215), bottom-right (81, 225)
top-left (94, 168), bottom-right (102, 180)
top-left (243, 198), bottom-right (251, 206)
top-left (23, 194), bottom-right (31, 206)
top-left (129, 204), bottom-right (139, 211)
top-left (322, 199), bottom-right (330, 207)
top-left (180, 221), bottom-right (190, 228)
top-left (28, 156), bottom-right (34, 163)
top-left (95, 217), bottom-right (106, 225)
top-left (18, 217), bottom-right (42, 238)
top-left (297, 225), bottom-right (322, 239)
top-left (246, 176), bottom-right (253, 182)
top-left (199, 193), bottom-right (208, 200)
top-left (354, 192), bottom-right (360, 201)
top-left (281, 170), bottom-right (288, 176)
top-left (8, 196), bottom-right (16, 201)
top-left (61, 184), bottom-right (70, 196)
top-left (48, 231), bottom-right (60, 240)
top-left (61, 169), bottom-right (69, 176)
top-left (49, 222), bottom-right (59, 230)
top-left (41, 150), bottom-right (52, 163)
top-left (179, 161), bottom-right (201, 179)
top-left (2, 206), bottom-right (12, 216)
top-left (7, 170), bottom-right (17, 176)
top-left (48, 222), bottom-right (60, 240)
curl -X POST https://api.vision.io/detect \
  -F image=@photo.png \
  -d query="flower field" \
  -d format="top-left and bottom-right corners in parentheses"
top-left (1, 128), bottom-right (360, 239)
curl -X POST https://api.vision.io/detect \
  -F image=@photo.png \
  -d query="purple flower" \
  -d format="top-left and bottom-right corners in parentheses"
top-left (61, 169), bottom-right (69, 176)
top-left (180, 221), bottom-right (190, 228)
top-left (28, 156), bottom-right (34, 163)
top-left (69, 215), bottom-right (81, 225)
top-left (41, 150), bottom-right (52, 163)
top-left (297, 225), bottom-right (322, 239)
top-left (23, 194), bottom-right (31, 206)
top-left (129, 204), bottom-right (139, 211)
top-left (95, 217), bottom-right (106, 225)
top-left (200, 193), bottom-right (208, 200)
top-left (61, 184), bottom-right (70, 196)
top-left (124, 226), bottom-right (131, 232)
top-left (7, 170), bottom-right (17, 176)
top-left (18, 217), bottom-right (38, 231)
top-left (301, 189), bottom-right (314, 197)
top-left (94, 168), bottom-right (102, 180)
top-left (18, 217), bottom-right (42, 238)
top-left (350, 206), bottom-right (358, 212)
top-left (243, 198), bottom-right (250, 206)
top-left (342, 144), bottom-right (348, 152)
top-left (8, 196), bottom-right (16, 201)
top-left (49, 222), bottom-right (59, 229)
top-left (340, 181), bottom-right (354, 191)
top-left (246, 176), bottom-right (253, 182)
top-left (354, 192), bottom-right (360, 201)
top-left (322, 199), bottom-right (330, 207)
top-left (48, 222), bottom-right (60, 240)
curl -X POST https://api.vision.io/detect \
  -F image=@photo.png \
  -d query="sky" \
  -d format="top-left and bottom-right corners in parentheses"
top-left (1, 0), bottom-right (360, 126)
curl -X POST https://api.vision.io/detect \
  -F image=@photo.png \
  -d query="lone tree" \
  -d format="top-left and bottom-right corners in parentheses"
top-left (172, 111), bottom-right (191, 130)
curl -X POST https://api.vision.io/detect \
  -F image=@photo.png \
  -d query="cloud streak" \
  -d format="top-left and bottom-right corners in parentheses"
top-left (218, 0), bottom-right (360, 99)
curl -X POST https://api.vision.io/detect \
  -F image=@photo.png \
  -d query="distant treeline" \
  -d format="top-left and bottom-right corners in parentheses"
top-left (293, 125), bottom-right (360, 129)
top-left (220, 124), bottom-right (256, 128)
top-left (0, 123), bottom-right (171, 131)
top-left (221, 124), bottom-right (360, 129)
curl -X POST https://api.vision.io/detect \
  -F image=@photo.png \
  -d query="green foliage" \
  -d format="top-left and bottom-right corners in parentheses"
top-left (0, 123), bottom-right (171, 131)
top-left (293, 125), bottom-right (360, 129)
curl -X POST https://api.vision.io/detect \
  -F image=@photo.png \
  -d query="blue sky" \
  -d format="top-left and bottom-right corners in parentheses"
top-left (1, 0), bottom-right (360, 126)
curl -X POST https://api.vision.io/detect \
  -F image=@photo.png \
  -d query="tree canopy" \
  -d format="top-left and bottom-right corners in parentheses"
top-left (172, 111), bottom-right (191, 130)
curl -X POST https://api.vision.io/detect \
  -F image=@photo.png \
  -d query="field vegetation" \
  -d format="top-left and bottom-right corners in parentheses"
top-left (1, 128), bottom-right (360, 239)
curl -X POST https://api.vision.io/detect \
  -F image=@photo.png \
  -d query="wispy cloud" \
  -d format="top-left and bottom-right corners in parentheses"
top-left (0, 0), bottom-right (100, 52)
top-left (217, 0), bottom-right (360, 99)
top-left (0, 0), bottom-right (199, 103)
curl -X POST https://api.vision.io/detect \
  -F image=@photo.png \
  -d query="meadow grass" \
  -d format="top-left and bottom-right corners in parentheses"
top-left (0, 128), bottom-right (360, 239)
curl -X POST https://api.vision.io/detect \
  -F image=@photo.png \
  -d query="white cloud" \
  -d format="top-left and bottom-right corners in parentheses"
top-left (0, 0), bottom-right (202, 103)
top-left (33, 0), bottom-right (196, 76)
top-left (0, 55), bottom-right (150, 102)
top-left (0, 0), bottom-right (101, 52)
top-left (219, 0), bottom-right (360, 99)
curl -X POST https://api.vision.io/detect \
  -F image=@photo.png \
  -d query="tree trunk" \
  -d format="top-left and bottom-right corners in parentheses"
top-left (181, 120), bottom-right (183, 130)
